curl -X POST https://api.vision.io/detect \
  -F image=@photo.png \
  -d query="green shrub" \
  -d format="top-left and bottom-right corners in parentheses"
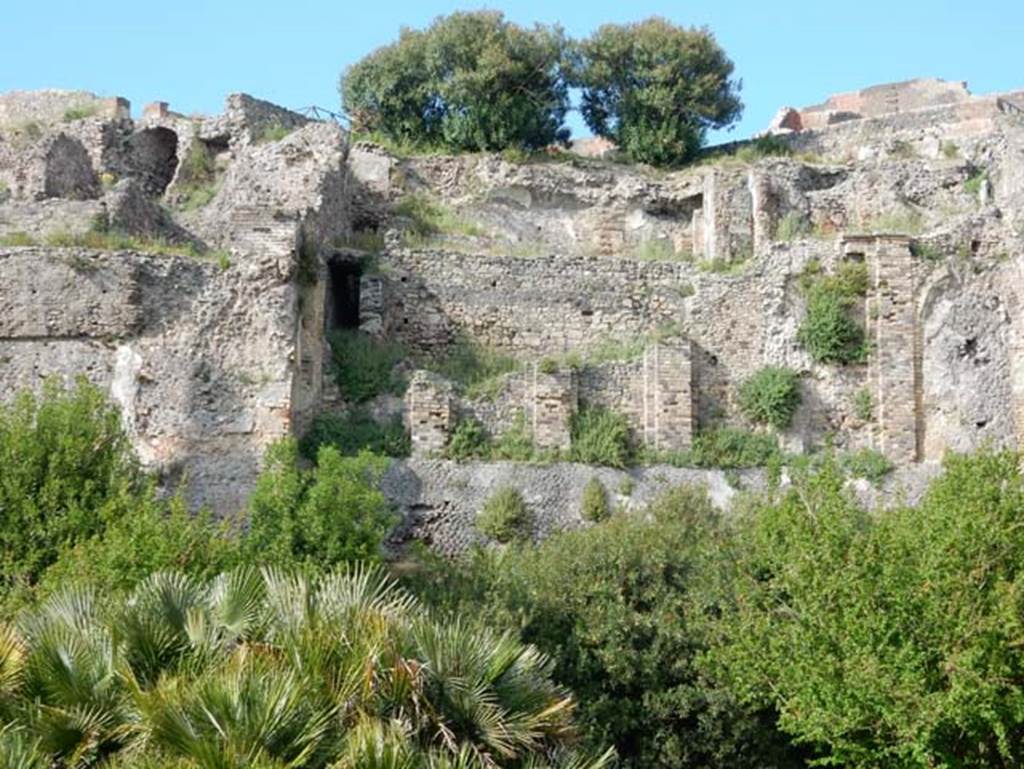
top-left (414, 485), bottom-right (804, 769)
top-left (690, 427), bottom-right (781, 468)
top-left (300, 409), bottom-right (410, 459)
top-left (733, 134), bottom-right (792, 163)
top-left (328, 329), bottom-right (406, 403)
top-left (445, 417), bottom-right (490, 460)
top-left (342, 11), bottom-right (570, 152)
top-left (256, 121), bottom-right (292, 143)
top-left (712, 450), bottom-right (1024, 768)
top-left (62, 105), bottom-right (98, 122)
top-left (618, 477), bottom-right (635, 496)
top-left (964, 169), bottom-right (987, 196)
top-left (0, 231), bottom-right (37, 247)
top-left (491, 411), bottom-right (536, 461)
top-left (33, 492), bottom-right (238, 602)
top-left (5, 566), bottom-right (602, 769)
top-left (0, 378), bottom-right (141, 592)
top-left (570, 405), bottom-right (633, 467)
top-left (840, 447), bottom-right (892, 485)
top-left (798, 262), bottom-right (868, 365)
top-left (580, 477), bottom-right (610, 522)
top-left (573, 18), bottom-right (742, 167)
top-left (775, 211), bottom-right (811, 241)
top-left (477, 486), bottom-right (532, 543)
top-left (941, 141), bottom-right (959, 158)
top-left (426, 336), bottom-right (519, 400)
top-left (393, 193), bottom-right (484, 240)
top-left (853, 388), bottom-right (873, 421)
top-left (244, 439), bottom-right (393, 567)
top-left (737, 366), bottom-right (801, 430)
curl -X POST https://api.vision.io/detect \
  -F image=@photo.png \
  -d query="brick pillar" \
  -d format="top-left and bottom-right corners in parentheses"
top-left (861, 235), bottom-right (920, 463)
top-left (642, 340), bottom-right (694, 452)
top-left (530, 364), bottom-right (576, 452)
top-left (406, 371), bottom-right (455, 457)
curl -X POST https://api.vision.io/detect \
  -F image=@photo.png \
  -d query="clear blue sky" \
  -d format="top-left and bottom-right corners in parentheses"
top-left (3, 0), bottom-right (1022, 143)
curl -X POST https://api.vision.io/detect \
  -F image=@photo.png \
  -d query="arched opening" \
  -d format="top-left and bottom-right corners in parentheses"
top-left (126, 127), bottom-right (179, 196)
top-left (43, 135), bottom-right (99, 200)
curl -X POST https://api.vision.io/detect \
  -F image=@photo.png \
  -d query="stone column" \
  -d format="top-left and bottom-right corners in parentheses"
top-left (406, 370), bottom-right (455, 457)
top-left (642, 339), bottom-right (694, 452)
top-left (748, 169), bottom-right (775, 255)
top-left (530, 364), bottom-right (576, 452)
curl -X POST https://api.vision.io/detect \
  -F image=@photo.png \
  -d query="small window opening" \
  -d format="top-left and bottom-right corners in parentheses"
top-left (328, 260), bottom-right (361, 330)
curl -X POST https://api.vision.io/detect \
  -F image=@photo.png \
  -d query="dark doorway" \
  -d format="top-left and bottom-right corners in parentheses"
top-left (328, 260), bottom-right (361, 329)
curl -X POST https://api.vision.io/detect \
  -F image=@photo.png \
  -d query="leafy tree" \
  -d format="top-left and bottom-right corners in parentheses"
top-left (572, 18), bottom-right (742, 166)
top-left (342, 11), bottom-right (570, 152)
top-left (414, 486), bottom-right (806, 769)
top-left (244, 439), bottom-right (393, 568)
top-left (0, 377), bottom-right (141, 592)
top-left (711, 450), bottom-right (1024, 768)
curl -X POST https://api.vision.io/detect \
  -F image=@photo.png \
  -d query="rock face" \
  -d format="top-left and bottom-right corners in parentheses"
top-left (2, 81), bottom-right (1024, 530)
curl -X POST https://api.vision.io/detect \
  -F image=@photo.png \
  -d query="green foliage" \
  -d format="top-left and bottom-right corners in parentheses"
top-left (491, 411), bottom-right (536, 460)
top-left (618, 477), bottom-right (635, 496)
top-left (414, 485), bottom-right (803, 769)
top-left (36, 228), bottom-right (207, 258)
top-left (342, 11), bottom-right (571, 152)
top-left (477, 486), bottom-right (532, 543)
top-left (34, 491), bottom-right (238, 602)
top-left (732, 134), bottom-right (792, 163)
top-left (840, 447), bottom-right (893, 485)
top-left (0, 378), bottom-right (140, 593)
top-left (1, 566), bottom-right (605, 769)
top-left (774, 211), bottom-right (811, 241)
top-left (737, 366), bottom-right (801, 430)
top-left (964, 169), bottom-right (987, 196)
top-left (445, 417), bottom-right (491, 460)
top-left (0, 231), bottom-right (36, 247)
top-left (62, 105), bottom-right (98, 122)
top-left (244, 439), bottom-right (394, 567)
top-left (426, 336), bottom-right (520, 400)
top-left (572, 17), bottom-right (742, 167)
top-left (300, 408), bottom-right (410, 459)
top-left (688, 427), bottom-right (781, 468)
top-left (255, 121), bottom-right (293, 143)
top-left (173, 137), bottom-right (218, 210)
top-left (853, 387), bottom-right (873, 421)
top-left (393, 193), bottom-right (486, 244)
top-left (570, 405), bottom-right (633, 468)
top-left (328, 329), bottom-right (406, 403)
top-left (798, 261), bottom-right (868, 365)
top-left (941, 140), bottom-right (959, 158)
top-left (580, 477), bottom-right (610, 522)
top-left (712, 450), bottom-right (1024, 768)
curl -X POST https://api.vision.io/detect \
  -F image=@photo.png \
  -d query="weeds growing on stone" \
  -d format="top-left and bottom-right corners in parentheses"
top-left (853, 388), bottom-right (873, 421)
top-left (581, 477), bottom-right (610, 522)
top-left (775, 211), bottom-right (812, 241)
top-left (0, 231), bottom-right (37, 247)
top-left (426, 336), bottom-right (520, 401)
top-left (477, 486), bottom-right (532, 543)
top-left (964, 170), bottom-right (987, 197)
top-left (737, 366), bottom-right (802, 430)
top-left (256, 121), bottom-right (294, 143)
top-left (570, 404), bottom-right (633, 468)
top-left (328, 329), bottom-right (407, 402)
top-left (62, 105), bottom-right (98, 122)
top-left (394, 192), bottom-right (486, 244)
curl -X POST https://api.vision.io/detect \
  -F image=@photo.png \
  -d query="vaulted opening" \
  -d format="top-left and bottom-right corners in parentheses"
top-left (327, 259), bottom-right (361, 330)
top-left (127, 127), bottom-right (179, 196)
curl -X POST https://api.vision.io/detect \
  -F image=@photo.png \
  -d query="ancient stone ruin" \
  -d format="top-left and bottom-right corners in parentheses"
top-left (2, 78), bottom-right (1023, 539)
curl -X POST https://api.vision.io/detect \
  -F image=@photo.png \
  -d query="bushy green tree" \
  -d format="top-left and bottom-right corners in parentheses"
top-left (0, 377), bottom-right (141, 592)
top-left (245, 438), bottom-right (393, 567)
top-left (572, 18), bottom-right (742, 166)
top-left (342, 11), bottom-right (570, 152)
top-left (414, 486), bottom-right (805, 769)
top-left (711, 450), bottom-right (1024, 768)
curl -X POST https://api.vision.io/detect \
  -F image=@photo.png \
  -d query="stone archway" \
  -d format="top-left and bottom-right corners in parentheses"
top-left (42, 135), bottom-right (99, 200)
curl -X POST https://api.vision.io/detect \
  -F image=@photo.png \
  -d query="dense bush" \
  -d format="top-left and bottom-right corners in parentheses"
top-left (0, 377), bottom-right (141, 592)
top-left (414, 485), bottom-right (805, 769)
top-left (0, 565), bottom-right (610, 769)
top-left (737, 366), bottom-right (802, 430)
top-left (342, 11), bottom-right (570, 152)
top-left (300, 408), bottom-right (410, 458)
top-left (571, 17), bottom-right (742, 166)
top-left (797, 261), bottom-right (869, 365)
top-left (244, 438), bottom-right (393, 567)
top-left (570, 404), bottom-right (633, 467)
top-left (445, 416), bottom-right (491, 460)
top-left (328, 329), bottom-right (406, 403)
top-left (580, 477), bottom-right (610, 522)
top-left (477, 485), bottom-right (532, 543)
top-left (689, 426), bottom-right (781, 468)
top-left (711, 450), bottom-right (1024, 768)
